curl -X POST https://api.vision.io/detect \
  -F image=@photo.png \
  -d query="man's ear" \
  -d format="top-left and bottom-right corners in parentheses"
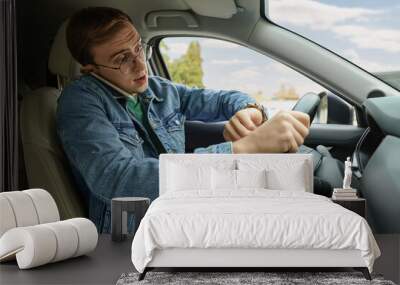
top-left (80, 64), bottom-right (96, 74)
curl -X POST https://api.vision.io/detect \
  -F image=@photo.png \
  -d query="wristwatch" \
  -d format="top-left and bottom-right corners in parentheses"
top-left (244, 103), bottom-right (268, 123)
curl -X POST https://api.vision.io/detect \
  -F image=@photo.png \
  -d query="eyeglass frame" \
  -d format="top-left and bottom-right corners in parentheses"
top-left (91, 40), bottom-right (153, 74)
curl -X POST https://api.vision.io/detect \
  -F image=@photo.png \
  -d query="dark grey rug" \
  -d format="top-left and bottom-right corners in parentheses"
top-left (116, 271), bottom-right (396, 285)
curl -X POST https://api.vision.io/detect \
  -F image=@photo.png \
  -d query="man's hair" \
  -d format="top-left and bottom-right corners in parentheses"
top-left (66, 7), bottom-right (133, 65)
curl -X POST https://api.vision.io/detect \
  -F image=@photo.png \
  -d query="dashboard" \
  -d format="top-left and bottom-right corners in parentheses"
top-left (356, 94), bottom-right (400, 233)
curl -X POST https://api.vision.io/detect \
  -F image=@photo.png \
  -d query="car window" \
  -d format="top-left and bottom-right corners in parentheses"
top-left (268, 0), bottom-right (400, 92)
top-left (159, 37), bottom-right (357, 125)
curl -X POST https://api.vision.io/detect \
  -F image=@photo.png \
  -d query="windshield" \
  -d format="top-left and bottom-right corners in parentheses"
top-left (268, 0), bottom-right (400, 91)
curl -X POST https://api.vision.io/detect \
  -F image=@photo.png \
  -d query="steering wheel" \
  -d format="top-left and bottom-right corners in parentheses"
top-left (291, 92), bottom-right (322, 123)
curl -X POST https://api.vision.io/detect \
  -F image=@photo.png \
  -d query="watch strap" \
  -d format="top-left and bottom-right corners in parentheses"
top-left (244, 103), bottom-right (268, 123)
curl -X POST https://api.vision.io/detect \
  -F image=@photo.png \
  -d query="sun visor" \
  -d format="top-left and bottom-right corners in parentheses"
top-left (184, 0), bottom-right (238, 19)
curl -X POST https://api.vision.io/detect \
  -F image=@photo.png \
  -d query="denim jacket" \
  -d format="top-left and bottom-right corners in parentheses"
top-left (56, 74), bottom-right (256, 233)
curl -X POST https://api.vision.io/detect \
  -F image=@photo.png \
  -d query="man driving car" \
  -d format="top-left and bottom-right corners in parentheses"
top-left (57, 6), bottom-right (310, 233)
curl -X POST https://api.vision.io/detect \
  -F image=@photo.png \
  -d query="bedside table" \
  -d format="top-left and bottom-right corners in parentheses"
top-left (331, 198), bottom-right (366, 218)
top-left (111, 197), bottom-right (150, 242)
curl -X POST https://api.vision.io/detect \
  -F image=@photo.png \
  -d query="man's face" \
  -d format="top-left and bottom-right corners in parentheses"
top-left (84, 23), bottom-right (149, 94)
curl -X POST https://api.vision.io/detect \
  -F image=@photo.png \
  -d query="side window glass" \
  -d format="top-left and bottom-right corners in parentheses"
top-left (159, 37), bottom-right (356, 125)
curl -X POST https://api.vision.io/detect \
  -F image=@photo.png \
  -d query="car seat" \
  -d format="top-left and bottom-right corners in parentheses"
top-left (20, 20), bottom-right (85, 219)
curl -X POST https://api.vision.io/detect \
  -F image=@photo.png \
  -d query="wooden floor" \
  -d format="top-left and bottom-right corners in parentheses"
top-left (0, 234), bottom-right (398, 284)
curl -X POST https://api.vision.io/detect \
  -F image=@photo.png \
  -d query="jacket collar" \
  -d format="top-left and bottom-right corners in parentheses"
top-left (89, 72), bottom-right (163, 102)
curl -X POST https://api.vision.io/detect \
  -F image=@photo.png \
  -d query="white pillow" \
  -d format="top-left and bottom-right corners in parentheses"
top-left (237, 159), bottom-right (309, 192)
top-left (236, 169), bottom-right (268, 189)
top-left (211, 168), bottom-right (268, 191)
top-left (168, 162), bottom-right (212, 191)
top-left (211, 168), bottom-right (237, 191)
top-left (267, 165), bottom-right (307, 191)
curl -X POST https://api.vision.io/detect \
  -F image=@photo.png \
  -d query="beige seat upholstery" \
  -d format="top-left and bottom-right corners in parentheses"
top-left (20, 20), bottom-right (85, 219)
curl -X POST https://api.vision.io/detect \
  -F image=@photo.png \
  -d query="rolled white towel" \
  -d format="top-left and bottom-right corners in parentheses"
top-left (24, 188), bottom-right (60, 224)
top-left (65, 218), bottom-right (98, 257)
top-left (0, 189), bottom-right (60, 238)
top-left (0, 218), bottom-right (98, 269)
top-left (0, 191), bottom-right (40, 228)
top-left (0, 196), bottom-right (17, 237)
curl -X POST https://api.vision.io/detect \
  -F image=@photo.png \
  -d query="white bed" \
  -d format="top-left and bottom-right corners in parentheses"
top-left (131, 154), bottom-right (380, 280)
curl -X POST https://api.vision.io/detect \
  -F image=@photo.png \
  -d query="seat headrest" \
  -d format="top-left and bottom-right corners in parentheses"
top-left (48, 19), bottom-right (82, 80)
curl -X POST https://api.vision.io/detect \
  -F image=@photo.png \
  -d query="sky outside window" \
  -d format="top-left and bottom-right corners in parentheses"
top-left (269, 0), bottom-right (400, 74)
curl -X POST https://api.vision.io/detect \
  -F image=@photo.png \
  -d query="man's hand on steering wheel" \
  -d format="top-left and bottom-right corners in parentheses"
top-left (223, 108), bottom-right (264, 142)
top-left (228, 110), bottom-right (310, 154)
top-left (226, 93), bottom-right (320, 153)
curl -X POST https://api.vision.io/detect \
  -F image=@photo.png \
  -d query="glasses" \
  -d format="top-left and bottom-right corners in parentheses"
top-left (93, 41), bottom-right (153, 74)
